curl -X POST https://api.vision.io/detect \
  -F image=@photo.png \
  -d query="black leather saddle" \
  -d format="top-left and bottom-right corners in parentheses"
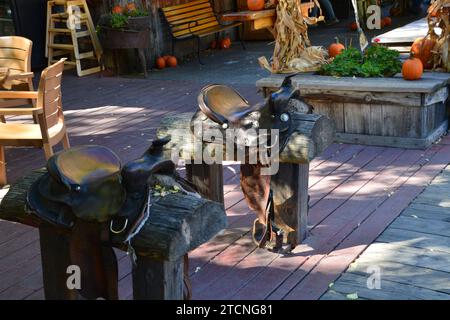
top-left (196, 77), bottom-right (311, 250)
top-left (27, 137), bottom-right (177, 299)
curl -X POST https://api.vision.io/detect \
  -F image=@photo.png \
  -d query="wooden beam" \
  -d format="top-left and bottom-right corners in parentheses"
top-left (252, 17), bottom-right (276, 31)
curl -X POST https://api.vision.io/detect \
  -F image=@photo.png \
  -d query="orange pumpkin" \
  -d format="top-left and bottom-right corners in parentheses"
top-left (328, 39), bottom-right (345, 58)
top-left (112, 5), bottom-right (123, 14)
top-left (349, 22), bottom-right (358, 31)
top-left (402, 57), bottom-right (423, 81)
top-left (247, 0), bottom-right (264, 11)
top-left (411, 37), bottom-right (436, 69)
top-left (126, 2), bottom-right (136, 12)
top-left (162, 55), bottom-right (170, 62)
top-left (222, 37), bottom-right (231, 48)
top-left (210, 40), bottom-right (217, 49)
top-left (156, 57), bottom-right (166, 69)
top-left (166, 56), bottom-right (178, 67)
top-left (382, 17), bottom-right (392, 27)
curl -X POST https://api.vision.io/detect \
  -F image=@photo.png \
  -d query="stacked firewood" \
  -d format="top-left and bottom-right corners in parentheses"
top-left (258, 0), bottom-right (327, 73)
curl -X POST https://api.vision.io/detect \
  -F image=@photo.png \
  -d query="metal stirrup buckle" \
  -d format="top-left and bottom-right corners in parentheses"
top-left (110, 218), bottom-right (128, 234)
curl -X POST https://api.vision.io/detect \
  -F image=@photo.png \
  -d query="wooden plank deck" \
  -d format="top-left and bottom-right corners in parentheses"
top-left (0, 74), bottom-right (450, 300)
top-left (321, 164), bottom-right (450, 300)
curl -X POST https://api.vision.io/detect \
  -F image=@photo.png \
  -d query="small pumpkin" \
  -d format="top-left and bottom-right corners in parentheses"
top-left (112, 4), bottom-right (123, 14)
top-left (156, 57), bottom-right (166, 69)
top-left (382, 17), bottom-right (392, 27)
top-left (349, 22), bottom-right (358, 31)
top-left (222, 37), bottom-right (231, 48)
top-left (166, 56), bottom-right (178, 67)
top-left (210, 40), bottom-right (217, 49)
top-left (402, 56), bottom-right (423, 81)
top-left (328, 38), bottom-right (345, 58)
top-left (218, 38), bottom-right (230, 49)
top-left (247, 0), bottom-right (264, 11)
top-left (411, 36), bottom-right (436, 69)
top-left (126, 2), bottom-right (136, 12)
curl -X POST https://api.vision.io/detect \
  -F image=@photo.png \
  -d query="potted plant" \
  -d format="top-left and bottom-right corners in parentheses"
top-left (97, 1), bottom-right (151, 76)
top-left (98, 1), bottom-right (150, 33)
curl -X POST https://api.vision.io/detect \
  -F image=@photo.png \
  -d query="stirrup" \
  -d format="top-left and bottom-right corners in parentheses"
top-left (252, 219), bottom-right (271, 248)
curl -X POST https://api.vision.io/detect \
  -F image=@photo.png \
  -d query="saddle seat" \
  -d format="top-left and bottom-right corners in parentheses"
top-left (47, 145), bottom-right (122, 187)
top-left (198, 84), bottom-right (265, 125)
top-left (28, 138), bottom-right (175, 230)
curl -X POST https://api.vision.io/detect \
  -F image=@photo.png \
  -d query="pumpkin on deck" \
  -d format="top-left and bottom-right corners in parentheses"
top-left (411, 36), bottom-right (437, 69)
top-left (166, 56), bottom-right (178, 67)
top-left (382, 17), bottom-right (392, 27)
top-left (220, 37), bottom-right (231, 49)
top-left (402, 57), bottom-right (423, 81)
top-left (156, 57), bottom-right (166, 69)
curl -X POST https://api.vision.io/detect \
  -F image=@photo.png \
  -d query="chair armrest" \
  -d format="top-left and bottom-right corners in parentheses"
top-left (0, 107), bottom-right (43, 116)
top-left (0, 91), bottom-right (38, 99)
top-left (6, 72), bottom-right (34, 81)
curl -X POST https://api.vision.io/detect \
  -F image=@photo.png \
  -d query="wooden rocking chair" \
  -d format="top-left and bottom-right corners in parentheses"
top-left (0, 58), bottom-right (70, 185)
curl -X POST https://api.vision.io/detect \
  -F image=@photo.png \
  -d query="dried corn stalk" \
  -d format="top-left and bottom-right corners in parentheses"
top-left (259, 0), bottom-right (328, 73)
top-left (426, 0), bottom-right (450, 71)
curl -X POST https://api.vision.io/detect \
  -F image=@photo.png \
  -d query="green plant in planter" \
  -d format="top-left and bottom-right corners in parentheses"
top-left (110, 13), bottom-right (129, 29)
top-left (320, 45), bottom-right (402, 78)
top-left (126, 9), bottom-right (148, 17)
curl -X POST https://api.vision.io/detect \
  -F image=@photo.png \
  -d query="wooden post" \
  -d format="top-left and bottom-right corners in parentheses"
top-left (186, 163), bottom-right (224, 204)
top-left (39, 226), bottom-right (78, 300)
top-left (271, 163), bottom-right (310, 247)
top-left (132, 255), bottom-right (184, 300)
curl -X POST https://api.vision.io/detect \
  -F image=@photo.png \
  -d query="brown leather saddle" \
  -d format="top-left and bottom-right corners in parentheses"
top-left (197, 76), bottom-right (311, 250)
top-left (27, 137), bottom-right (189, 299)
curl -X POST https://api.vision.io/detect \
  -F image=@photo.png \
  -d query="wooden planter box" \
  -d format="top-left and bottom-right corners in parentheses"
top-left (257, 72), bottom-right (450, 149)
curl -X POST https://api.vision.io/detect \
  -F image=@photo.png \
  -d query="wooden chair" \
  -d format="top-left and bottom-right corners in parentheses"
top-left (0, 58), bottom-right (70, 185)
top-left (0, 36), bottom-right (34, 109)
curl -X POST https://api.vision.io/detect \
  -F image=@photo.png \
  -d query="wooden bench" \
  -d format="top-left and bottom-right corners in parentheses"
top-left (161, 0), bottom-right (244, 64)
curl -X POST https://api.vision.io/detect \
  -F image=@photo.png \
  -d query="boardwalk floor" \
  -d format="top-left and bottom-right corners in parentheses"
top-left (321, 164), bottom-right (450, 300)
top-left (0, 75), bottom-right (449, 300)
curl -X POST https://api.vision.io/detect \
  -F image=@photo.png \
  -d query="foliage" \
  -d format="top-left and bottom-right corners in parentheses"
top-left (320, 45), bottom-right (402, 77)
top-left (107, 8), bottom-right (148, 29)
top-left (126, 9), bottom-right (148, 17)
top-left (110, 13), bottom-right (129, 29)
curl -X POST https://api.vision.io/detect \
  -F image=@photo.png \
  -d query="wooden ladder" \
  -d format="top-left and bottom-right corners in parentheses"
top-left (46, 0), bottom-right (102, 77)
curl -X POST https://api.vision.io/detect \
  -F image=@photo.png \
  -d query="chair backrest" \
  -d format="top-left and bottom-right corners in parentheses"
top-left (0, 36), bottom-right (32, 88)
top-left (161, 0), bottom-right (219, 39)
top-left (37, 58), bottom-right (66, 133)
